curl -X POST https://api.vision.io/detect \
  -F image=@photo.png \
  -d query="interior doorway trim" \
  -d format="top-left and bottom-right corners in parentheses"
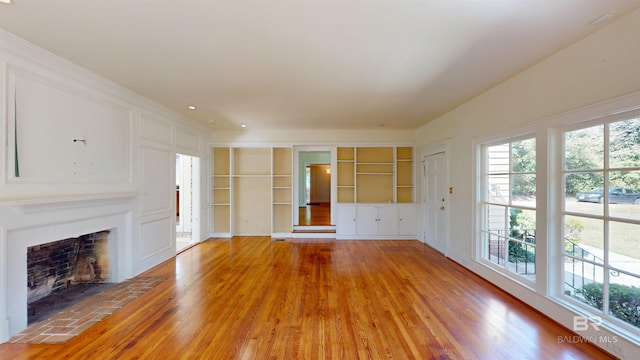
top-left (292, 146), bottom-right (337, 231)
top-left (176, 153), bottom-right (201, 253)
top-left (420, 140), bottom-right (450, 255)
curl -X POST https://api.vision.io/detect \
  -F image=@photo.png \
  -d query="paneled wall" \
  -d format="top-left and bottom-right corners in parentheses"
top-left (0, 29), bottom-right (210, 342)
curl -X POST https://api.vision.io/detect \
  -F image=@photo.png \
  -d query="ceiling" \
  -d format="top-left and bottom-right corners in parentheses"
top-left (1, 1), bottom-right (639, 131)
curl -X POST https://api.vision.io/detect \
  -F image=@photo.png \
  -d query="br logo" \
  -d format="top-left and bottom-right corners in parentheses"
top-left (573, 315), bottom-right (602, 332)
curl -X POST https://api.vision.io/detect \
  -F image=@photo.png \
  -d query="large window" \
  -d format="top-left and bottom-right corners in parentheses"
top-left (480, 136), bottom-right (537, 283)
top-left (563, 117), bottom-right (640, 331)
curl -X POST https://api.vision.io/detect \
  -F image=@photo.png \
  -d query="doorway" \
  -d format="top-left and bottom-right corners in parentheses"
top-left (299, 164), bottom-right (331, 225)
top-left (422, 151), bottom-right (448, 254)
top-left (294, 148), bottom-right (336, 229)
top-left (176, 154), bottom-right (201, 253)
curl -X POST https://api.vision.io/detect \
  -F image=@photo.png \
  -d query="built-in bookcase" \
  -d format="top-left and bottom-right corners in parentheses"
top-left (272, 147), bottom-right (293, 234)
top-left (233, 148), bottom-right (271, 235)
top-left (337, 146), bottom-right (414, 204)
top-left (211, 146), bottom-right (294, 236)
top-left (212, 145), bottom-right (414, 237)
top-left (396, 147), bottom-right (414, 203)
top-left (211, 147), bottom-right (231, 234)
top-left (337, 147), bottom-right (355, 203)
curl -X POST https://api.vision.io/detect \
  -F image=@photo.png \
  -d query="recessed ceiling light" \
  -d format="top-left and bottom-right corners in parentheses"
top-left (188, 105), bottom-right (196, 110)
top-left (0, 0), bottom-right (12, 4)
top-left (241, 124), bottom-right (247, 128)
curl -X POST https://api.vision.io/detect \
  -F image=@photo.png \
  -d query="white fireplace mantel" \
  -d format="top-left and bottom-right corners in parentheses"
top-left (1, 197), bottom-right (134, 343)
top-left (0, 192), bottom-right (137, 215)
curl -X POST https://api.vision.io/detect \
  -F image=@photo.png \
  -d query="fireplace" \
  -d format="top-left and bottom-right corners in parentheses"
top-left (2, 203), bottom-right (132, 343)
top-left (27, 230), bottom-right (111, 306)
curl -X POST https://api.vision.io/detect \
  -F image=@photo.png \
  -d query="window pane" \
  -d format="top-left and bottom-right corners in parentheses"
top-left (564, 215), bottom-right (603, 264)
top-left (565, 173), bottom-right (604, 216)
top-left (484, 231), bottom-right (506, 266)
top-left (609, 171), bottom-right (640, 220)
top-left (609, 117), bottom-right (640, 169)
top-left (608, 272), bottom-right (640, 329)
top-left (487, 143), bottom-right (510, 174)
top-left (512, 138), bottom-right (536, 173)
top-left (609, 222), bottom-right (640, 276)
top-left (565, 125), bottom-right (604, 170)
top-left (485, 204), bottom-right (507, 235)
top-left (507, 239), bottom-right (536, 280)
top-left (509, 208), bottom-right (536, 243)
top-left (565, 260), bottom-right (604, 310)
top-left (512, 174), bottom-right (536, 207)
top-left (484, 204), bottom-right (508, 267)
top-left (488, 175), bottom-right (509, 204)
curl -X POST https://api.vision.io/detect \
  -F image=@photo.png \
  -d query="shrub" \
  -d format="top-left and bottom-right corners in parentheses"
top-left (577, 282), bottom-right (640, 328)
top-left (508, 209), bottom-right (536, 263)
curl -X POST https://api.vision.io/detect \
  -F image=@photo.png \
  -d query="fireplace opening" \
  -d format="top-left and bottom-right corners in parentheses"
top-left (26, 230), bottom-right (113, 325)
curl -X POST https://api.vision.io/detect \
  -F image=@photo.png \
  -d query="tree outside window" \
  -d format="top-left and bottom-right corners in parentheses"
top-left (563, 117), bottom-right (640, 330)
top-left (481, 137), bottom-right (537, 282)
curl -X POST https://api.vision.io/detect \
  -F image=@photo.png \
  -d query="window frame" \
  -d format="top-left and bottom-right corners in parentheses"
top-left (477, 133), bottom-right (538, 286)
top-left (560, 114), bottom-right (640, 335)
top-left (472, 98), bottom-right (640, 343)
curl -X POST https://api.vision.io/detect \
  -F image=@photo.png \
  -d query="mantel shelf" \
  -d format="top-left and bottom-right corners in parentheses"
top-left (0, 192), bottom-right (137, 215)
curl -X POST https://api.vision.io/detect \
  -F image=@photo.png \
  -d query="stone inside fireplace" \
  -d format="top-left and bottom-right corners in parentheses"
top-left (26, 230), bottom-right (112, 324)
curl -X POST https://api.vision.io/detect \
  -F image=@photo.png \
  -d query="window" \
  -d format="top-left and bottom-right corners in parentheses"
top-left (563, 117), bottom-right (640, 331)
top-left (480, 136), bottom-right (537, 283)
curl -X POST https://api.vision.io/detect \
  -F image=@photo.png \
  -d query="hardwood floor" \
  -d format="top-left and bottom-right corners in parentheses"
top-left (298, 203), bottom-right (331, 226)
top-left (0, 237), bottom-right (614, 359)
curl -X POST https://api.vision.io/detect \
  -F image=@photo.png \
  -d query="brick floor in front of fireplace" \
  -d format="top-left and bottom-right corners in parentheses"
top-left (9, 277), bottom-right (165, 344)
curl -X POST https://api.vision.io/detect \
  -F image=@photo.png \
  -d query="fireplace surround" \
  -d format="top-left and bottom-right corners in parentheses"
top-left (1, 194), bottom-right (133, 343)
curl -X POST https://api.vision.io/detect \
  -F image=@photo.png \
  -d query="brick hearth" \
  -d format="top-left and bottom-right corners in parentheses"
top-left (10, 277), bottom-right (164, 344)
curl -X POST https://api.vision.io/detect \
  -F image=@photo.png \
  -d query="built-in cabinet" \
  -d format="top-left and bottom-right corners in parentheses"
top-left (335, 146), bottom-right (415, 239)
top-left (356, 205), bottom-right (398, 236)
top-left (211, 145), bottom-right (415, 239)
top-left (336, 203), bottom-right (416, 239)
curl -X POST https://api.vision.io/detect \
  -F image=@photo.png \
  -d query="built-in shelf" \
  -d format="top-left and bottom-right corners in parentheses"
top-left (211, 147), bottom-right (231, 234)
top-left (337, 146), bottom-right (414, 204)
top-left (272, 147), bottom-right (292, 234)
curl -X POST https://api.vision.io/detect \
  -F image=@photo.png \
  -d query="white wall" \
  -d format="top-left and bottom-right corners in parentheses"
top-left (415, 9), bottom-right (640, 358)
top-left (212, 128), bottom-right (415, 144)
top-left (0, 30), bottom-right (211, 342)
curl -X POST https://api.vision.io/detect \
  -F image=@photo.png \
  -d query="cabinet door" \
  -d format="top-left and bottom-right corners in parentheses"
top-left (356, 205), bottom-right (378, 236)
top-left (398, 204), bottom-right (417, 236)
top-left (337, 204), bottom-right (357, 236)
top-left (377, 205), bottom-right (399, 236)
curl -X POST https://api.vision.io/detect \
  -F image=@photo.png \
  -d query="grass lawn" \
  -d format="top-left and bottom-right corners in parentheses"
top-left (565, 198), bottom-right (640, 260)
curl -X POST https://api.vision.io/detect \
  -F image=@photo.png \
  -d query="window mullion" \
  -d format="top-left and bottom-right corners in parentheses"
top-left (602, 123), bottom-right (610, 316)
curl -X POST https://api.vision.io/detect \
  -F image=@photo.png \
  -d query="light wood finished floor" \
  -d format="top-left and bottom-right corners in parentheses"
top-left (298, 203), bottom-right (331, 226)
top-left (0, 237), bottom-right (614, 359)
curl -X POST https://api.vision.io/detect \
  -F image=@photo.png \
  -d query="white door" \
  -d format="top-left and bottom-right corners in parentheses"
top-left (423, 152), bottom-right (448, 254)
